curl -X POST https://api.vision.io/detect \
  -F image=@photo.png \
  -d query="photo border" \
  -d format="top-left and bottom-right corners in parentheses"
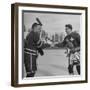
top-left (11, 3), bottom-right (88, 87)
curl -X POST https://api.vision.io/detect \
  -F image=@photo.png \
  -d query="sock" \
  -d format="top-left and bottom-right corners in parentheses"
top-left (76, 65), bottom-right (80, 75)
top-left (68, 64), bottom-right (73, 74)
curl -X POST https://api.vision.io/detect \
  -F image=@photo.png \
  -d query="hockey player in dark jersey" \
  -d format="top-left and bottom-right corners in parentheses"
top-left (62, 24), bottom-right (80, 75)
top-left (24, 23), bottom-right (44, 77)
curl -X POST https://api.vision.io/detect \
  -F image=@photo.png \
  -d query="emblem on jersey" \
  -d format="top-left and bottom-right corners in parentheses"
top-left (70, 37), bottom-right (74, 41)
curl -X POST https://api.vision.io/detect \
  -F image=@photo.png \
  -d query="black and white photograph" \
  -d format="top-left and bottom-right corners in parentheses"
top-left (23, 11), bottom-right (81, 78)
top-left (11, 3), bottom-right (88, 87)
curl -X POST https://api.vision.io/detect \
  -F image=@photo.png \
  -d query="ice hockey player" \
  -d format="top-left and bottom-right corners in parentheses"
top-left (24, 23), bottom-right (44, 77)
top-left (62, 24), bottom-right (80, 75)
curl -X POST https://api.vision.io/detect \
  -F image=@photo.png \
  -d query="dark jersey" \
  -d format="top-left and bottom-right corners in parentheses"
top-left (24, 31), bottom-right (44, 75)
top-left (24, 31), bottom-right (44, 55)
top-left (63, 32), bottom-right (80, 48)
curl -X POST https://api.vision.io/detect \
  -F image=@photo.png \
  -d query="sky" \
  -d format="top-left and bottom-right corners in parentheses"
top-left (23, 11), bottom-right (81, 35)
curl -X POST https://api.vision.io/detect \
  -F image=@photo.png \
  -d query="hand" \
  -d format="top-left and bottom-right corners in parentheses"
top-left (37, 48), bottom-right (44, 56)
top-left (70, 48), bottom-right (75, 53)
top-left (75, 47), bottom-right (80, 52)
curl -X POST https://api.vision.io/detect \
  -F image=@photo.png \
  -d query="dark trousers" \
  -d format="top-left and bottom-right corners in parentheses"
top-left (24, 53), bottom-right (37, 77)
top-left (68, 64), bottom-right (80, 75)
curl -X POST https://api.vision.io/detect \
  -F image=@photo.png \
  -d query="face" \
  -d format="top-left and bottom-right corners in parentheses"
top-left (34, 25), bottom-right (42, 33)
top-left (65, 26), bottom-right (72, 35)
